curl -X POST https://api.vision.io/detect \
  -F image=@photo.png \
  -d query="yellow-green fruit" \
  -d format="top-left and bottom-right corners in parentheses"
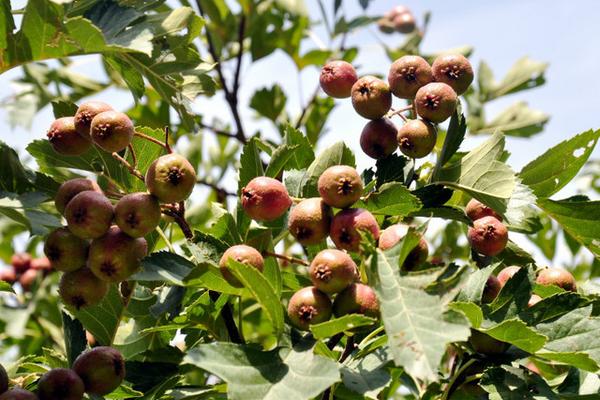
top-left (44, 227), bottom-right (89, 272)
top-left (288, 198), bottom-right (332, 246)
top-left (414, 82), bottom-right (458, 123)
top-left (59, 268), bottom-right (108, 309)
top-left (287, 287), bottom-right (332, 331)
top-left (115, 193), bottom-right (161, 238)
top-left (145, 154), bottom-right (196, 203)
top-left (397, 119), bottom-right (437, 159)
top-left (317, 165), bottom-right (363, 209)
top-left (90, 111), bottom-right (134, 152)
top-left (73, 347), bottom-right (125, 396)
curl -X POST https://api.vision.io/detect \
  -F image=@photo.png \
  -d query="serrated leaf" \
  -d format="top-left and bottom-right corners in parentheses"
top-left (449, 302), bottom-right (483, 328)
top-left (520, 129), bottom-right (600, 198)
top-left (62, 312), bottom-right (87, 366)
top-left (133, 252), bottom-right (195, 285)
top-left (481, 319), bottom-right (546, 353)
top-left (238, 137), bottom-right (264, 193)
top-left (340, 347), bottom-right (391, 399)
top-left (472, 102), bottom-right (549, 137)
top-left (73, 285), bottom-right (124, 346)
top-left (310, 314), bottom-right (377, 339)
top-left (355, 182), bottom-right (422, 216)
top-left (437, 110), bottom-right (466, 170)
top-left (484, 57), bottom-right (548, 100)
top-left (371, 248), bottom-right (470, 382)
top-left (264, 144), bottom-right (300, 178)
top-left (282, 125), bottom-right (314, 169)
top-left (184, 341), bottom-right (340, 400)
top-left (300, 141), bottom-right (355, 197)
top-left (250, 85), bottom-right (287, 121)
top-left (481, 365), bottom-right (559, 399)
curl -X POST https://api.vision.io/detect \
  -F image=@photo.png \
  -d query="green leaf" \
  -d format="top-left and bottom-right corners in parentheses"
top-left (480, 365), bottom-right (559, 399)
top-left (449, 302), bottom-right (483, 328)
top-left (134, 252), bottom-right (195, 286)
top-left (238, 137), bottom-right (265, 193)
top-left (436, 132), bottom-right (516, 215)
top-left (481, 319), bottom-right (546, 353)
top-left (0, 280), bottom-right (15, 293)
top-left (282, 125), bottom-right (315, 170)
top-left (520, 129), bottom-right (600, 197)
top-left (437, 109), bottom-right (466, 170)
top-left (227, 259), bottom-right (284, 337)
top-left (0, 192), bottom-right (61, 235)
top-left (484, 57), bottom-right (548, 100)
top-left (265, 144), bottom-right (300, 179)
top-left (300, 142), bottom-right (355, 197)
top-left (250, 85), bottom-right (287, 121)
top-left (73, 285), bottom-right (124, 346)
top-left (184, 341), bottom-right (340, 400)
top-left (62, 312), bottom-right (86, 366)
top-left (304, 96), bottom-right (335, 145)
top-left (537, 199), bottom-right (600, 259)
top-left (310, 314), bottom-right (377, 339)
top-left (340, 347), bottom-right (391, 399)
top-left (0, 140), bottom-right (36, 194)
top-left (355, 182), bottom-right (421, 216)
top-left (472, 101), bottom-right (549, 137)
top-left (371, 248), bottom-right (470, 382)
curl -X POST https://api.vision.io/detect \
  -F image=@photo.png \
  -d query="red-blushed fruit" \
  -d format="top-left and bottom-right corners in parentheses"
top-left (145, 154), bottom-right (197, 204)
top-left (114, 193), bottom-right (161, 238)
top-left (72, 346), bottom-right (125, 396)
top-left (377, 18), bottom-right (395, 34)
top-left (30, 258), bottom-right (52, 275)
top-left (351, 76), bottom-right (392, 119)
top-left (309, 249), bottom-right (357, 294)
top-left (497, 266), bottom-right (521, 287)
top-left (467, 216), bottom-right (508, 257)
top-left (528, 294), bottom-right (542, 307)
top-left (90, 111), bottom-right (134, 152)
top-left (465, 198), bottom-right (502, 222)
top-left (360, 118), bottom-right (398, 159)
top-left (59, 268), bottom-right (108, 309)
top-left (378, 224), bottom-right (429, 270)
top-left (0, 388), bottom-right (38, 399)
top-left (536, 267), bottom-right (577, 292)
top-left (319, 61), bottom-right (358, 98)
top-left (526, 361), bottom-right (541, 375)
top-left (241, 176), bottom-right (292, 221)
top-left (88, 226), bottom-right (148, 283)
top-left (47, 117), bottom-right (91, 156)
top-left (414, 82), bottom-right (458, 123)
top-left (288, 198), bottom-right (332, 246)
top-left (18, 269), bottom-right (38, 291)
top-left (469, 329), bottom-right (509, 355)
top-left (218, 245), bottom-right (264, 287)
top-left (482, 275), bottom-right (501, 303)
top-left (54, 178), bottom-right (103, 215)
top-left (431, 54), bottom-right (474, 95)
top-left (397, 119), bottom-right (437, 159)
top-left (388, 55), bottom-right (433, 99)
top-left (333, 283), bottom-right (379, 319)
top-left (74, 101), bottom-right (113, 139)
top-left (0, 268), bottom-right (16, 284)
top-left (330, 208), bottom-right (380, 252)
top-left (318, 165), bottom-right (363, 209)
top-left (287, 287), bottom-right (332, 330)
top-left (65, 191), bottom-right (114, 239)
top-left (0, 363), bottom-right (7, 394)
top-left (11, 253), bottom-right (31, 274)
top-left (37, 368), bottom-right (84, 400)
top-left (393, 12), bottom-right (416, 33)
top-left (44, 227), bottom-right (89, 272)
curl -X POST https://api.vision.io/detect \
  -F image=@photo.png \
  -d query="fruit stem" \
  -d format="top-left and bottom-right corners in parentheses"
top-left (161, 202), bottom-right (193, 239)
top-left (127, 144), bottom-right (138, 168)
top-left (290, 196), bottom-right (303, 204)
top-left (209, 291), bottom-right (244, 344)
top-left (155, 226), bottom-right (175, 253)
top-left (263, 251), bottom-right (309, 266)
top-left (164, 126), bottom-right (173, 153)
top-left (197, 178), bottom-right (236, 198)
top-left (111, 152), bottom-right (144, 182)
top-left (386, 105), bottom-right (413, 119)
top-left (134, 131), bottom-right (171, 152)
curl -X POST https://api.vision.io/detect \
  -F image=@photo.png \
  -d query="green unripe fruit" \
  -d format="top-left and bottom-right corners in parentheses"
top-left (351, 76), bottom-right (392, 119)
top-left (88, 226), bottom-right (148, 283)
top-left (0, 388), bottom-right (39, 399)
top-left (218, 245), bottom-right (264, 287)
top-left (497, 266), bottom-right (521, 287)
top-left (287, 287), bottom-right (332, 331)
top-left (47, 117), bottom-right (91, 156)
top-left (90, 111), bottom-right (134, 153)
top-left (330, 208), bottom-right (380, 252)
top-left (467, 216), bottom-right (508, 257)
top-left (145, 154), bottom-right (197, 204)
top-left (54, 178), bottom-right (103, 215)
top-left (65, 191), bottom-right (114, 239)
top-left (241, 176), bottom-right (292, 221)
top-left (536, 267), bottom-right (576, 292)
top-left (288, 198), bottom-right (332, 246)
top-left (378, 224), bottom-right (429, 270)
top-left (431, 54), bottom-right (474, 95)
top-left (469, 329), bottom-right (509, 355)
top-left (397, 119), bottom-right (437, 159)
top-left (318, 165), bottom-right (363, 209)
top-left (465, 198), bottom-right (502, 222)
top-left (333, 283), bottom-right (380, 319)
top-left (74, 101), bottom-right (113, 139)
top-left (414, 82), bottom-right (458, 123)
top-left (388, 55), bottom-right (433, 99)
top-left (309, 249), bottom-right (357, 294)
top-left (59, 268), bottom-right (108, 309)
top-left (44, 227), bottom-right (89, 272)
top-left (115, 193), bottom-right (161, 238)
top-left (73, 347), bottom-right (125, 396)
top-left (0, 363), bottom-right (7, 394)
top-left (319, 61), bottom-right (358, 98)
top-left (482, 275), bottom-right (501, 303)
top-left (360, 118), bottom-right (398, 159)
top-left (37, 368), bottom-right (84, 400)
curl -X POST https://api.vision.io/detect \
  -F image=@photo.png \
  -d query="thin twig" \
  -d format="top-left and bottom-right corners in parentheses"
top-left (164, 126), bottom-right (173, 153)
top-left (263, 251), bottom-right (309, 266)
top-left (197, 178), bottom-right (236, 197)
top-left (199, 122), bottom-right (238, 140)
top-left (233, 14), bottom-right (246, 95)
top-left (209, 290), bottom-right (244, 343)
top-left (128, 144), bottom-right (137, 168)
top-left (134, 131), bottom-right (170, 151)
top-left (295, 86), bottom-right (319, 129)
top-left (112, 152), bottom-right (144, 182)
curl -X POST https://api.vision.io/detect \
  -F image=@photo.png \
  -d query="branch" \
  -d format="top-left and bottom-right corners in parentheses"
top-left (209, 290), bottom-right (244, 344)
top-left (199, 122), bottom-right (238, 140)
top-left (134, 131), bottom-right (171, 151)
top-left (197, 178), bottom-right (237, 198)
top-left (112, 152), bottom-right (144, 182)
top-left (232, 14), bottom-right (246, 95)
top-left (263, 251), bottom-right (309, 266)
top-left (295, 86), bottom-right (319, 129)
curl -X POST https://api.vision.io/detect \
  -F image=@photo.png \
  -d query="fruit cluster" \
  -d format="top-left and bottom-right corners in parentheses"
top-left (319, 51), bottom-right (473, 160)
top-left (0, 253), bottom-right (52, 291)
top-left (377, 5), bottom-right (416, 34)
top-left (41, 101), bottom-right (196, 309)
top-left (0, 346), bottom-right (125, 399)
